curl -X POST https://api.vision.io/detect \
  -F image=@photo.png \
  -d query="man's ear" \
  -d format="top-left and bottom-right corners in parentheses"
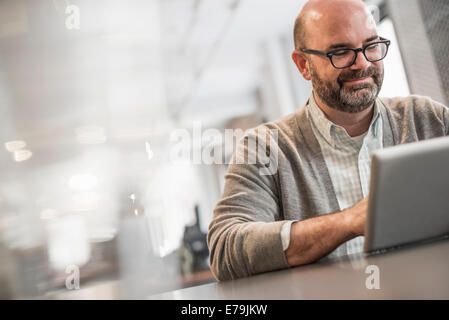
top-left (292, 50), bottom-right (311, 81)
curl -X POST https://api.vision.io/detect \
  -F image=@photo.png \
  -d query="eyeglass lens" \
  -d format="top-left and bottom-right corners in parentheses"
top-left (331, 42), bottom-right (388, 68)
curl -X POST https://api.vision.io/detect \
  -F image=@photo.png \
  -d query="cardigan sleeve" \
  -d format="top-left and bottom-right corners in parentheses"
top-left (207, 127), bottom-right (290, 281)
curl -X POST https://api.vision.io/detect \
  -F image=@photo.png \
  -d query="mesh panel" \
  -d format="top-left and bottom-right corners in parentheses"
top-left (419, 0), bottom-right (449, 104)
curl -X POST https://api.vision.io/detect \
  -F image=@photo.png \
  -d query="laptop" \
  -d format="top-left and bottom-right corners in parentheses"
top-left (364, 136), bottom-right (449, 253)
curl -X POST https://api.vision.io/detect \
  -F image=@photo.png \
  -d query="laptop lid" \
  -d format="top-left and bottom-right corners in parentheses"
top-left (364, 136), bottom-right (449, 253)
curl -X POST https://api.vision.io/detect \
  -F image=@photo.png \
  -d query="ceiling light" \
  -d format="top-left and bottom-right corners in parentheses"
top-left (4, 140), bottom-right (26, 152)
top-left (13, 149), bottom-right (32, 162)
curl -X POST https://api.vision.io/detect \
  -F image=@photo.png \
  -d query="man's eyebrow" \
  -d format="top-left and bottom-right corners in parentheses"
top-left (326, 35), bottom-right (380, 51)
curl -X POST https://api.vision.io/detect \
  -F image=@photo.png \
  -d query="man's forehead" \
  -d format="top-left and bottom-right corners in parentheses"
top-left (304, 5), bottom-right (377, 49)
top-left (310, 25), bottom-right (378, 48)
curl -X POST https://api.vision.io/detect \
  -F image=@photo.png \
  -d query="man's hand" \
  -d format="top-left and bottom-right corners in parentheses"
top-left (285, 197), bottom-right (368, 267)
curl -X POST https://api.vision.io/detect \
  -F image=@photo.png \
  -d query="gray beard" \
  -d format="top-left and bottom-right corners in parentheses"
top-left (310, 66), bottom-right (384, 113)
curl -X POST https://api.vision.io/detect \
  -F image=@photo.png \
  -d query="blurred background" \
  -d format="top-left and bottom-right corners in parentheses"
top-left (0, 0), bottom-right (447, 299)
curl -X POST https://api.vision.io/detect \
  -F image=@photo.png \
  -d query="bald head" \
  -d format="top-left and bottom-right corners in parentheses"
top-left (293, 0), bottom-right (376, 49)
top-left (291, 0), bottom-right (385, 115)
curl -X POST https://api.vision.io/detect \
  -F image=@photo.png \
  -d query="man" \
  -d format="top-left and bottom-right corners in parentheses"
top-left (207, 0), bottom-right (449, 281)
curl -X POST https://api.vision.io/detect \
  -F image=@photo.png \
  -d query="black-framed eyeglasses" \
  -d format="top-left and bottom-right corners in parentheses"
top-left (300, 37), bottom-right (391, 69)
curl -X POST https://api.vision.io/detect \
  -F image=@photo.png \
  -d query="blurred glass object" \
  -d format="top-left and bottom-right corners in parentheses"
top-left (117, 196), bottom-right (183, 298)
top-left (46, 215), bottom-right (91, 270)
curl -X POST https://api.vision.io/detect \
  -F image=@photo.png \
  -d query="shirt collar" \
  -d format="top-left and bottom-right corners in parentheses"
top-left (307, 92), bottom-right (382, 148)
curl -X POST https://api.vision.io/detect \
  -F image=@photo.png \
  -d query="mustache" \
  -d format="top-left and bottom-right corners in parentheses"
top-left (337, 67), bottom-right (380, 83)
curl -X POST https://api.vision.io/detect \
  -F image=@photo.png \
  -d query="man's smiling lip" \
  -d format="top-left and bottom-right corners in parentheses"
top-left (343, 76), bottom-right (372, 85)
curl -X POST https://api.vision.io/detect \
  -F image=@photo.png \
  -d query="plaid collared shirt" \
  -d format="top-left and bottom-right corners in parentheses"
top-left (281, 93), bottom-right (383, 255)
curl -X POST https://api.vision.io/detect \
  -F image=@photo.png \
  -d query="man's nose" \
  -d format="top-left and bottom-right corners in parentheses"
top-left (349, 51), bottom-right (371, 70)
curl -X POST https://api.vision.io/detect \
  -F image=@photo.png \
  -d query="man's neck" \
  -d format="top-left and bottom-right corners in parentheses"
top-left (313, 91), bottom-right (375, 137)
